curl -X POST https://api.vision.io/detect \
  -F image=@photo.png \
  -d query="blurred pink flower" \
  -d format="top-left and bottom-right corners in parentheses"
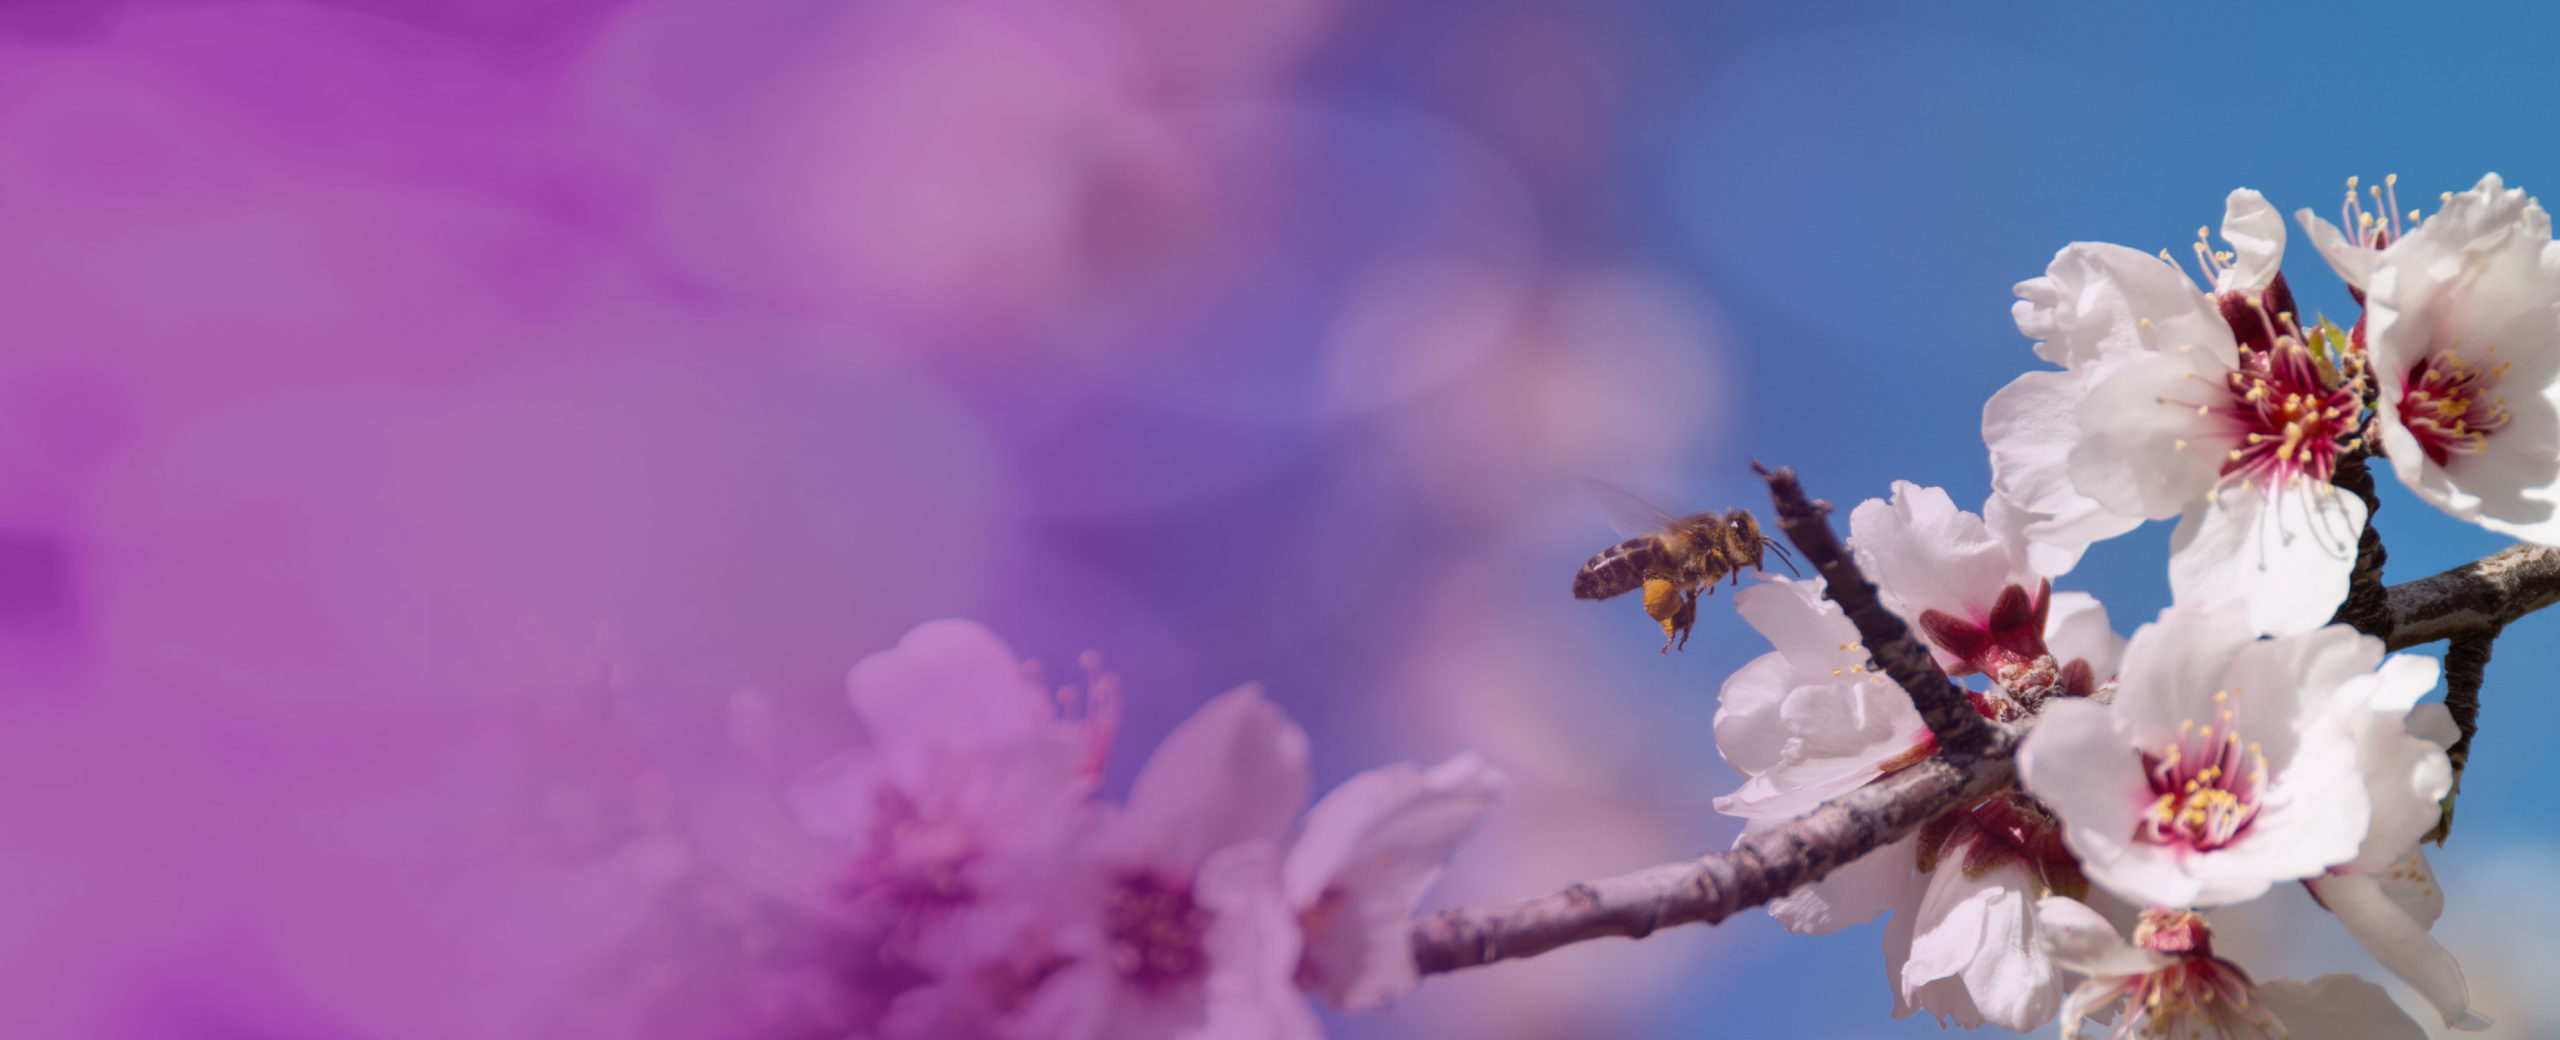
top-left (733, 622), bottom-right (1501, 1038)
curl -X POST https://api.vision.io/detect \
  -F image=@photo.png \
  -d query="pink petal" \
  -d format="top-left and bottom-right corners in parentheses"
top-left (1190, 842), bottom-right (1323, 1040)
top-left (846, 619), bottom-right (1054, 752)
top-left (1127, 686), bottom-right (1311, 871)
top-left (1283, 753), bottom-right (1504, 1011)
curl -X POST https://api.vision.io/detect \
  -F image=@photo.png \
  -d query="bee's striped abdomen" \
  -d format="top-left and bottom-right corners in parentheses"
top-left (1573, 537), bottom-right (1669, 600)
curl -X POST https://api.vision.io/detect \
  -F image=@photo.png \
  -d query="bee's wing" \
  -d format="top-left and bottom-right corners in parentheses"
top-left (1582, 479), bottom-right (1683, 538)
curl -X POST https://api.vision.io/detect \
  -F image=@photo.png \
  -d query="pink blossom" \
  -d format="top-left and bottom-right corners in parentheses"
top-left (2039, 899), bottom-right (2427, 1040)
top-left (741, 623), bottom-right (1501, 1038)
top-left (2019, 602), bottom-right (2445, 909)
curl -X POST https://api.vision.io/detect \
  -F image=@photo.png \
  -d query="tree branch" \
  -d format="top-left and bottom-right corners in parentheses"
top-left (1751, 463), bottom-right (2001, 759)
top-left (1408, 465), bottom-right (2019, 978)
top-left (1407, 488), bottom-right (2560, 981)
top-left (1411, 733), bottom-right (2017, 976)
top-left (2329, 454), bottom-right (2392, 637)
top-left (2381, 543), bottom-right (2560, 650)
top-left (2424, 628), bottom-right (2496, 845)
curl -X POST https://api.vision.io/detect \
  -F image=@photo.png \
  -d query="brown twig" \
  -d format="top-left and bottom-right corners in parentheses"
top-left (1751, 463), bottom-right (2001, 759)
top-left (1409, 465), bottom-right (2017, 978)
top-left (2424, 629), bottom-right (2496, 845)
top-left (2381, 543), bottom-right (2560, 650)
top-left (2328, 454), bottom-right (2392, 637)
top-left (1411, 736), bottom-right (2016, 975)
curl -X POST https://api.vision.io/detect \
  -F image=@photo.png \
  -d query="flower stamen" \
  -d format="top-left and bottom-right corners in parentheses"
top-left (2400, 347), bottom-right (2513, 466)
top-left (2135, 694), bottom-right (2268, 853)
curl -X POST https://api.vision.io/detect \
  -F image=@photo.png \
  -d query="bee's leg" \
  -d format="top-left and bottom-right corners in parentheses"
top-left (1665, 592), bottom-right (1699, 653)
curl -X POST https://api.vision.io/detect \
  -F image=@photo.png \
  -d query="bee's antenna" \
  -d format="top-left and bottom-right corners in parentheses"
top-left (1765, 534), bottom-right (1803, 575)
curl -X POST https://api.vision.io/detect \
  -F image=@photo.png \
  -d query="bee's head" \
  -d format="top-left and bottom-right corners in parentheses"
top-left (1729, 509), bottom-right (1799, 575)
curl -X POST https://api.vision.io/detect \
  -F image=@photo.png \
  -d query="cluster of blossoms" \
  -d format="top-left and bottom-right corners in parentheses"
top-left (1715, 173), bottom-right (2560, 1036)
top-left (732, 620), bottom-right (1504, 1039)
top-left (698, 175), bottom-right (2554, 1039)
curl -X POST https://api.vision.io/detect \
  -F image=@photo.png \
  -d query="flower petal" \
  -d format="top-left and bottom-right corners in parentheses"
top-left (2340, 660), bottom-right (2452, 872)
top-left (1764, 829), bottom-right (1917, 936)
top-left (2070, 351), bottom-right (2233, 521)
top-left (1284, 753), bottom-right (1505, 1010)
top-left (1986, 370), bottom-right (2141, 566)
top-left (1852, 482), bottom-right (2037, 646)
top-left (2042, 590), bottom-right (2123, 680)
top-left (2166, 481), bottom-right (2366, 636)
top-left (2013, 241), bottom-right (2229, 372)
top-left (2255, 974), bottom-right (2431, 1040)
top-left (1192, 841), bottom-right (1325, 1040)
top-left (1901, 850), bottom-right (2060, 1031)
top-left (2108, 600), bottom-right (2258, 743)
top-left (2033, 895), bottom-right (2170, 978)
top-left (847, 619), bottom-right (1055, 753)
top-left (2218, 188), bottom-right (2285, 293)
top-left (2295, 208), bottom-right (2379, 291)
top-left (2018, 697), bottom-right (2200, 909)
top-left (2377, 845), bottom-right (2446, 930)
top-left (1127, 686), bottom-right (1312, 870)
top-left (2306, 871), bottom-right (2489, 1030)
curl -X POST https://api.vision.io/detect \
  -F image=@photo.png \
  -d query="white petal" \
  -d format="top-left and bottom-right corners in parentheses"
top-left (2166, 481), bottom-right (2366, 636)
top-left (1284, 753), bottom-right (1505, 1010)
top-left (1710, 651), bottom-right (1797, 783)
top-left (1715, 644), bottom-right (1927, 820)
top-left (2013, 242), bottom-right (2230, 372)
top-left (2042, 590), bottom-right (2123, 680)
top-left (1764, 828), bottom-right (1918, 936)
top-left (2296, 208), bottom-right (2379, 290)
top-left (1899, 852), bottom-right (2059, 1031)
top-left (2307, 871), bottom-right (2488, 1029)
top-left (2056, 977), bottom-right (2124, 1040)
top-left (2033, 895), bottom-right (2170, 978)
top-left (1986, 370), bottom-right (2141, 560)
top-left (1883, 867), bottom-right (1984, 1029)
top-left (2109, 600), bottom-right (2259, 742)
top-left (1127, 686), bottom-right (1312, 870)
top-left (2070, 351), bottom-right (2234, 521)
top-left (2405, 702), bottom-right (2460, 750)
top-left (1191, 841), bottom-right (1325, 1040)
top-left (1985, 489), bottom-right (2089, 579)
top-left (2018, 699), bottom-right (2201, 908)
top-left (2376, 846), bottom-right (2446, 930)
top-left (1732, 575), bottom-right (1861, 667)
top-left (2340, 663), bottom-right (2452, 872)
top-left (2218, 188), bottom-right (2285, 293)
top-left (2256, 975), bottom-right (2432, 1040)
top-left (1852, 481), bottom-right (2034, 638)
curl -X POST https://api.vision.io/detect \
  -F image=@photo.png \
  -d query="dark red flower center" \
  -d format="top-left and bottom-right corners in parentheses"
top-left (2401, 348), bottom-right (2512, 466)
top-left (2134, 696), bottom-right (2267, 853)
top-left (1107, 872), bottom-right (1211, 990)
top-left (2217, 340), bottom-right (2360, 486)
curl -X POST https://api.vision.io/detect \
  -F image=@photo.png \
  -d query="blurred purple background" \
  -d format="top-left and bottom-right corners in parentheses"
top-left (6, 2), bottom-right (2559, 1037)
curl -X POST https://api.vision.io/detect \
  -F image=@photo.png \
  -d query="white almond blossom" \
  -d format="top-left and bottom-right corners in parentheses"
top-left (2314, 173), bottom-right (2560, 543)
top-left (2017, 601), bottom-right (2443, 909)
top-left (1988, 188), bottom-right (2368, 635)
top-left (1719, 488), bottom-right (2124, 1032)
top-left (2039, 897), bottom-right (2427, 1040)
top-left (1851, 483), bottom-right (2121, 705)
top-left (2303, 700), bottom-right (2488, 1030)
top-left (1711, 575), bottom-right (1933, 821)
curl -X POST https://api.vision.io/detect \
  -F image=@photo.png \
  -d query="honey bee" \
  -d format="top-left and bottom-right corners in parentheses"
top-left (1573, 486), bottom-right (1797, 652)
